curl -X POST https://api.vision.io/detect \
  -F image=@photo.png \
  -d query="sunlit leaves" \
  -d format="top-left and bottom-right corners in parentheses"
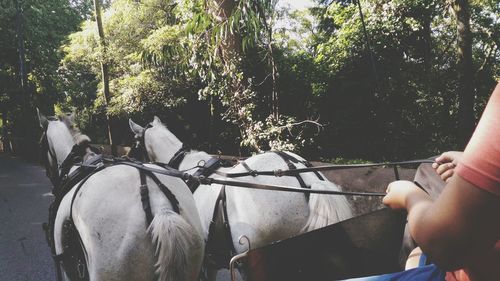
top-left (61, 0), bottom-right (194, 117)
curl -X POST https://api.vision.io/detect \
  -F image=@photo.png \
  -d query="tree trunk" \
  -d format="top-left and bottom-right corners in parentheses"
top-left (93, 0), bottom-right (117, 155)
top-left (15, 0), bottom-right (28, 108)
top-left (452, 0), bottom-right (474, 148)
top-left (214, 0), bottom-right (240, 72)
top-left (269, 26), bottom-right (279, 120)
top-left (212, 0), bottom-right (253, 146)
top-left (1, 112), bottom-right (10, 153)
top-left (422, 7), bottom-right (432, 95)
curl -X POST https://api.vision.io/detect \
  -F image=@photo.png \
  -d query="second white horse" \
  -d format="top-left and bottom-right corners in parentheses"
top-left (129, 116), bottom-right (353, 280)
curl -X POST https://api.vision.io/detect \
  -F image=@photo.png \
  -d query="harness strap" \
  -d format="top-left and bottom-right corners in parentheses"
top-left (168, 144), bottom-right (190, 169)
top-left (52, 253), bottom-right (64, 281)
top-left (205, 185), bottom-right (237, 269)
top-left (186, 157), bottom-right (227, 193)
top-left (303, 161), bottom-right (325, 181)
top-left (145, 171), bottom-right (180, 214)
top-left (139, 170), bottom-right (154, 225)
top-left (54, 155), bottom-right (103, 198)
top-left (273, 151), bottom-right (314, 200)
top-left (274, 151), bottom-right (308, 189)
top-left (241, 161), bottom-right (258, 176)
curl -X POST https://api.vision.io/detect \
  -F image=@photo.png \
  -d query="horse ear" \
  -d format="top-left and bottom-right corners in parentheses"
top-left (152, 116), bottom-right (163, 127)
top-left (129, 119), bottom-right (145, 137)
top-left (60, 113), bottom-right (73, 129)
top-left (37, 108), bottom-right (48, 129)
top-left (67, 112), bottom-right (76, 124)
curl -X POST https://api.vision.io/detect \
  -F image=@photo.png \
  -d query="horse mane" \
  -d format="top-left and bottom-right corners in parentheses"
top-left (59, 114), bottom-right (91, 146)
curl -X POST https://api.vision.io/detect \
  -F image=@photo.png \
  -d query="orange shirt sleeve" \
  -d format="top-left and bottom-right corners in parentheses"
top-left (455, 82), bottom-right (500, 195)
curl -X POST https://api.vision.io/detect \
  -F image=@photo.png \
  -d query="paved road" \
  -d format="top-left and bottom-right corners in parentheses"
top-left (0, 153), bottom-right (55, 281)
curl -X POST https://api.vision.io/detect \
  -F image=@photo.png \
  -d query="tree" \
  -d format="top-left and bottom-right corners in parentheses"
top-left (452, 0), bottom-right (474, 147)
top-left (0, 0), bottom-right (83, 157)
top-left (311, 0), bottom-right (498, 160)
top-left (93, 0), bottom-right (117, 155)
top-left (55, 0), bottom-right (499, 161)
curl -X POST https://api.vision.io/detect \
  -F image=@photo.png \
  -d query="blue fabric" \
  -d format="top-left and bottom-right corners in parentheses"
top-left (340, 264), bottom-right (446, 281)
top-left (419, 253), bottom-right (428, 267)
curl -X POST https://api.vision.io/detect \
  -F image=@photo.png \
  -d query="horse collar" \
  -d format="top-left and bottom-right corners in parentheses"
top-left (168, 144), bottom-right (190, 169)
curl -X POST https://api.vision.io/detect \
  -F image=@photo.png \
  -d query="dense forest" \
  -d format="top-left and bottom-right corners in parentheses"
top-left (1, 0), bottom-right (499, 161)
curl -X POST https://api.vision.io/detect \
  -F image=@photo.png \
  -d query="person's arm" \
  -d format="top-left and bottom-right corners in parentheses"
top-left (383, 178), bottom-right (500, 270)
top-left (387, 83), bottom-right (500, 270)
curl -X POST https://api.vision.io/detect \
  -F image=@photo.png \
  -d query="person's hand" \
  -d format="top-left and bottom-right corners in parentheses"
top-left (431, 151), bottom-right (463, 182)
top-left (382, 180), bottom-right (428, 210)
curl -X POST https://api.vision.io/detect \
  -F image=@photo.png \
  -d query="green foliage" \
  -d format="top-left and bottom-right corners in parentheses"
top-left (2, 0), bottom-right (498, 161)
top-left (0, 0), bottom-right (84, 134)
top-left (61, 0), bottom-right (196, 117)
top-left (309, 0), bottom-right (499, 160)
top-left (184, 0), bottom-right (302, 152)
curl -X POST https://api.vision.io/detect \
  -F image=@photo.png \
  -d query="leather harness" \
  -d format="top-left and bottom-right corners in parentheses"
top-left (128, 127), bottom-right (435, 270)
top-left (40, 135), bottom-right (181, 281)
top-left (133, 128), bottom-right (335, 269)
top-left (170, 150), bottom-right (325, 269)
top-left (168, 143), bottom-right (190, 169)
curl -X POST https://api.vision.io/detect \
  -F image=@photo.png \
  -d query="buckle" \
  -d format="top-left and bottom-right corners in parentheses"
top-left (274, 169), bottom-right (284, 177)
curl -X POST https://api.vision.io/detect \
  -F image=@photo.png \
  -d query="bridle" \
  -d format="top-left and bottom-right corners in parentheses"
top-left (133, 122), bottom-right (190, 169)
top-left (39, 119), bottom-right (100, 188)
top-left (39, 118), bottom-right (62, 187)
top-left (130, 123), bottom-right (153, 162)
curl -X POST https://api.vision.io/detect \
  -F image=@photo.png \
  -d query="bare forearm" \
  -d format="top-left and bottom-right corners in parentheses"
top-left (405, 194), bottom-right (452, 262)
top-left (405, 176), bottom-right (500, 269)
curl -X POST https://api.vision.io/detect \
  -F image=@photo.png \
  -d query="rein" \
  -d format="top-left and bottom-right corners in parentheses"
top-left (198, 177), bottom-right (388, 197)
top-left (133, 123), bottom-right (434, 197)
top-left (206, 159), bottom-right (434, 179)
top-left (78, 158), bottom-right (434, 197)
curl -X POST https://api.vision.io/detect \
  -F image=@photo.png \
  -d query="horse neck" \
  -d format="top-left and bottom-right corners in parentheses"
top-left (178, 151), bottom-right (212, 174)
top-left (147, 127), bottom-right (211, 172)
top-left (147, 127), bottom-right (184, 164)
top-left (47, 121), bottom-right (75, 165)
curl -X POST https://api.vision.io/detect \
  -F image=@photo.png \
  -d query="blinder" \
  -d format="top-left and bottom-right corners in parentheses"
top-left (130, 122), bottom-right (153, 162)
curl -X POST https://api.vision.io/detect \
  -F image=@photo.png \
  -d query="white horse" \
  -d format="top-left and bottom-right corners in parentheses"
top-left (38, 112), bottom-right (204, 281)
top-left (129, 116), bottom-right (353, 280)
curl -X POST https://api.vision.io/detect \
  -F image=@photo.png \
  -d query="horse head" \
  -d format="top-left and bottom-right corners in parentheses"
top-left (37, 109), bottom-right (92, 186)
top-left (129, 116), bottom-right (186, 166)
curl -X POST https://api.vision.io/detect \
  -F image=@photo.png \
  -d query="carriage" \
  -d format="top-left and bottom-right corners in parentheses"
top-left (219, 161), bottom-right (432, 281)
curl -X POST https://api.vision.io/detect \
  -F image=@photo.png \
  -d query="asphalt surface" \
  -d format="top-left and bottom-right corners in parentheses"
top-left (0, 153), bottom-right (55, 281)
